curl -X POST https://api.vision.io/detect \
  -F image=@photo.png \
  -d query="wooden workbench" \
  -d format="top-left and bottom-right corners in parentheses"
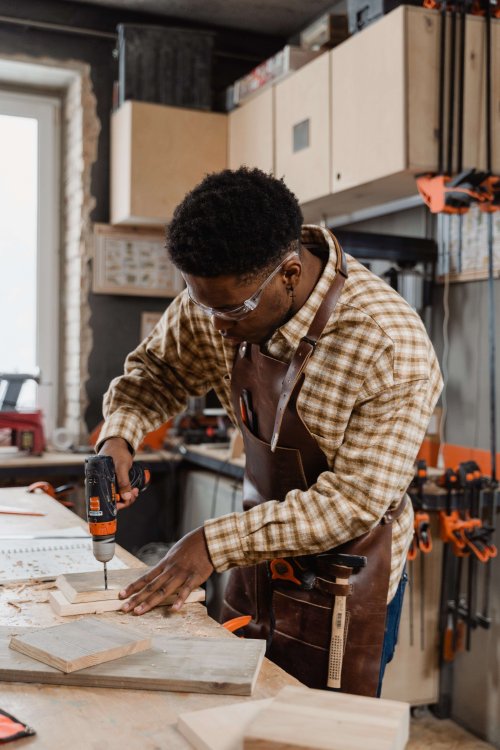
top-left (0, 449), bottom-right (179, 481)
top-left (0, 487), bottom-right (297, 749)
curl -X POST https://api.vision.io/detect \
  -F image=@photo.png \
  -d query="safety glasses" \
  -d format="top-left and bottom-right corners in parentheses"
top-left (185, 250), bottom-right (298, 321)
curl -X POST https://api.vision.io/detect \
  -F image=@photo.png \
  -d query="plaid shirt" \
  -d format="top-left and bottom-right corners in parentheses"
top-left (99, 225), bottom-right (442, 601)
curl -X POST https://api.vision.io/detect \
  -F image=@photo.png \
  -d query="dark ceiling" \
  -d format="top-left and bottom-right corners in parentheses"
top-left (60, 0), bottom-right (338, 36)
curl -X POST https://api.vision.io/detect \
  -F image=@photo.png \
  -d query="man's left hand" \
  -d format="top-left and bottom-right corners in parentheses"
top-left (120, 527), bottom-right (214, 615)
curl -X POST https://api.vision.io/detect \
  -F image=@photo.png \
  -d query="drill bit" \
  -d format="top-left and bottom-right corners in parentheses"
top-left (104, 562), bottom-right (108, 590)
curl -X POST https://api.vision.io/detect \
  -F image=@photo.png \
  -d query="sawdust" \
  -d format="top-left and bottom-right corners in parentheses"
top-left (32, 581), bottom-right (56, 591)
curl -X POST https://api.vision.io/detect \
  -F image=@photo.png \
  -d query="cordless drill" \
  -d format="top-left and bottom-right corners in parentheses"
top-left (85, 454), bottom-right (151, 588)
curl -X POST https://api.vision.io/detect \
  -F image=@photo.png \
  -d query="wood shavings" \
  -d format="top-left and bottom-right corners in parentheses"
top-left (6, 601), bottom-right (22, 610)
top-left (33, 581), bottom-right (56, 591)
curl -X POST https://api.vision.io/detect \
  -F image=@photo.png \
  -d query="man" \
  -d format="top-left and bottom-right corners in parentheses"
top-left (97, 167), bottom-right (442, 696)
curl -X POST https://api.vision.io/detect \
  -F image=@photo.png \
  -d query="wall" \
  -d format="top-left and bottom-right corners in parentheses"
top-left (432, 277), bottom-right (500, 747)
top-left (0, 0), bottom-right (284, 438)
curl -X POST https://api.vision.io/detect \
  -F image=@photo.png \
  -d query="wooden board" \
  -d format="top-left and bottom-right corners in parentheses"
top-left (9, 617), bottom-right (152, 673)
top-left (49, 587), bottom-right (205, 616)
top-left (178, 699), bottom-right (272, 750)
top-left (243, 686), bottom-right (409, 750)
top-left (0, 628), bottom-right (266, 695)
top-left (57, 567), bottom-right (155, 603)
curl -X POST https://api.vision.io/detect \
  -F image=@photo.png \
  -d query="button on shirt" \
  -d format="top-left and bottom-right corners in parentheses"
top-left (98, 225), bottom-right (443, 601)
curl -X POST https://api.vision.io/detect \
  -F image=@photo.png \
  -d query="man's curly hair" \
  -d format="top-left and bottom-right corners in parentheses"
top-left (167, 167), bottom-right (303, 278)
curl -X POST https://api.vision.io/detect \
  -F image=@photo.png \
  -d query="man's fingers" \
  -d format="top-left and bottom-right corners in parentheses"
top-left (119, 566), bottom-right (163, 599)
top-left (116, 488), bottom-right (139, 510)
top-left (125, 573), bottom-right (185, 615)
top-left (171, 577), bottom-right (196, 611)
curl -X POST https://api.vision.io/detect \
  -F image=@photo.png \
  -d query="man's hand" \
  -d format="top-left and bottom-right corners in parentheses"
top-left (120, 527), bottom-right (214, 614)
top-left (98, 437), bottom-right (139, 509)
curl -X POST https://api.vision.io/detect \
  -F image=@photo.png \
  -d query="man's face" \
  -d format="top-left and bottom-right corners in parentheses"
top-left (184, 258), bottom-right (300, 344)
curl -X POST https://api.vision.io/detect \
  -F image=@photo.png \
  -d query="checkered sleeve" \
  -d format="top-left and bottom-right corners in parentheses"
top-left (204, 371), bottom-right (441, 587)
top-left (97, 293), bottom-right (215, 452)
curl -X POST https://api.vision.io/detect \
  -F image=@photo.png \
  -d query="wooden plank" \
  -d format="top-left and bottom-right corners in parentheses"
top-left (0, 628), bottom-right (266, 696)
top-left (243, 686), bottom-right (409, 750)
top-left (178, 700), bottom-right (272, 750)
top-left (56, 567), bottom-right (152, 603)
top-left (9, 617), bottom-right (152, 673)
top-left (49, 587), bottom-right (206, 617)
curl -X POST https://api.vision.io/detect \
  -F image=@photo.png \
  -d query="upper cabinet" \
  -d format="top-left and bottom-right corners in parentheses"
top-left (110, 9), bottom-right (499, 226)
top-left (328, 7), bottom-right (499, 213)
top-left (275, 53), bottom-right (331, 205)
top-left (228, 87), bottom-right (274, 174)
top-left (111, 100), bottom-right (227, 225)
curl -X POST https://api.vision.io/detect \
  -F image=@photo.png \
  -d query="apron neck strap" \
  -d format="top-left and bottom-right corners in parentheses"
top-left (271, 235), bottom-right (347, 452)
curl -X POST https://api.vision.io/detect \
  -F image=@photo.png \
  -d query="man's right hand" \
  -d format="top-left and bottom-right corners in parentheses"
top-left (98, 437), bottom-right (139, 510)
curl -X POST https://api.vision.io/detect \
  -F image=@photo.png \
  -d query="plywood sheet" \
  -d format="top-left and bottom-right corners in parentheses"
top-left (9, 617), bottom-right (151, 673)
top-left (243, 685), bottom-right (409, 750)
top-left (49, 587), bottom-right (205, 617)
top-left (0, 628), bottom-right (266, 696)
top-left (178, 699), bottom-right (272, 750)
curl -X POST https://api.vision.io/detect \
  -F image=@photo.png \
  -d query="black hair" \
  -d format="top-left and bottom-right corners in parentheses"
top-left (167, 167), bottom-right (303, 278)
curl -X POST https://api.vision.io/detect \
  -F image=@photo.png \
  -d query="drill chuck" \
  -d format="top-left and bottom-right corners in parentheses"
top-left (92, 536), bottom-right (115, 563)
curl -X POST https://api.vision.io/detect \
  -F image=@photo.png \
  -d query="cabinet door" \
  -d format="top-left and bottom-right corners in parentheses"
top-left (331, 6), bottom-right (499, 195)
top-left (275, 53), bottom-right (330, 205)
top-left (228, 88), bottom-right (274, 173)
top-left (111, 101), bottom-right (227, 225)
top-left (331, 6), bottom-right (408, 194)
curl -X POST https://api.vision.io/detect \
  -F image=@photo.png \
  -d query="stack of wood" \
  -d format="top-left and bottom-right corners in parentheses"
top-left (48, 567), bottom-right (205, 616)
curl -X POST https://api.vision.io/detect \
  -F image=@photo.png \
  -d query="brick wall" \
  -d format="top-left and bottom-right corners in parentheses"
top-left (61, 65), bottom-right (100, 443)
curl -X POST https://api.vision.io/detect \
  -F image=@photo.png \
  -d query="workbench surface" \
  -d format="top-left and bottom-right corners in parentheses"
top-left (0, 487), bottom-right (297, 749)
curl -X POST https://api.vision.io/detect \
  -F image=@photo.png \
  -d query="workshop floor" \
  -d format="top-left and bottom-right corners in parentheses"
top-left (409, 709), bottom-right (495, 749)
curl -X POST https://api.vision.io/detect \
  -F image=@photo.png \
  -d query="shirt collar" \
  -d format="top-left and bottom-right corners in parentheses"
top-left (270, 224), bottom-right (341, 349)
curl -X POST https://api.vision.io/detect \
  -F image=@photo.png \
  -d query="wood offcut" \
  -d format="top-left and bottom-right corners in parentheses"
top-left (243, 685), bottom-right (409, 750)
top-left (9, 617), bottom-right (151, 673)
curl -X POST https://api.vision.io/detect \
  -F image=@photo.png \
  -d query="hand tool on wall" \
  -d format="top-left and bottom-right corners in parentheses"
top-left (85, 455), bottom-right (150, 589)
top-left (407, 461), bottom-right (433, 648)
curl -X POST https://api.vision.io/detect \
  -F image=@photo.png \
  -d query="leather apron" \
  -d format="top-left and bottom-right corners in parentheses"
top-left (221, 233), bottom-right (406, 697)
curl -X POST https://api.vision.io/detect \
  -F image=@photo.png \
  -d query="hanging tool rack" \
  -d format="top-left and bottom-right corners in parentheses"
top-left (406, 459), bottom-right (499, 716)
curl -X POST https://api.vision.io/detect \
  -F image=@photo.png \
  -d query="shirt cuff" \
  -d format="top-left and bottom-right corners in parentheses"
top-left (95, 414), bottom-right (144, 454)
top-left (204, 513), bottom-right (248, 572)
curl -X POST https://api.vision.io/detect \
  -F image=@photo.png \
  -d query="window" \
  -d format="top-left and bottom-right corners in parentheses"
top-left (0, 90), bottom-right (60, 439)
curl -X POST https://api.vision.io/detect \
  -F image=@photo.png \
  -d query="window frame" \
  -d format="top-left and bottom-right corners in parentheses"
top-left (0, 89), bottom-right (61, 439)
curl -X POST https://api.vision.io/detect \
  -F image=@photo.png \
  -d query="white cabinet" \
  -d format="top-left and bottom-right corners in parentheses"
top-left (275, 53), bottom-right (331, 205)
top-left (228, 88), bottom-right (274, 173)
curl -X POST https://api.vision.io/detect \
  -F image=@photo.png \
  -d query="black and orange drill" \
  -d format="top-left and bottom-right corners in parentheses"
top-left (85, 455), bottom-right (150, 589)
